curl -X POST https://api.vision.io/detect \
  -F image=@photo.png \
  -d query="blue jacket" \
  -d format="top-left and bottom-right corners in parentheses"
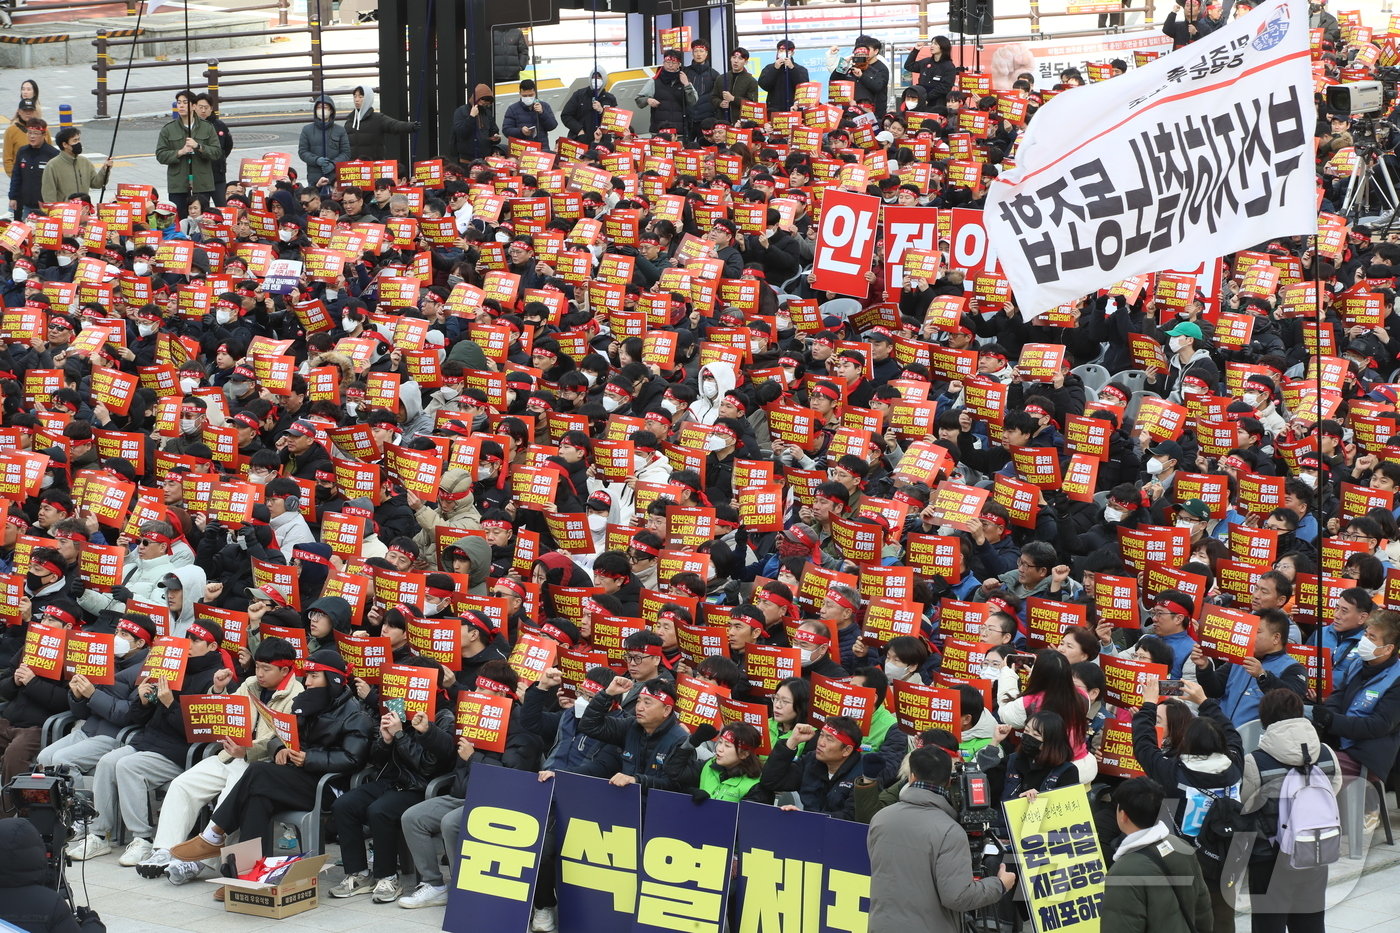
top-left (501, 100), bottom-right (558, 150)
top-left (523, 685), bottom-right (622, 778)
top-left (578, 694), bottom-right (689, 789)
top-left (1321, 655), bottom-right (1400, 777)
top-left (1199, 650), bottom-right (1307, 727)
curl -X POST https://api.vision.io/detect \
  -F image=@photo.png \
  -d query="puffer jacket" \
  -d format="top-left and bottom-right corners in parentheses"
top-left (219, 671), bottom-right (305, 763)
top-left (450, 534), bottom-right (494, 594)
top-left (77, 550), bottom-right (175, 618)
top-left (128, 650), bottom-right (227, 766)
top-left (364, 707), bottom-right (455, 792)
top-left (578, 698), bottom-right (690, 789)
top-left (69, 644), bottom-right (150, 738)
top-left (561, 71), bottom-right (618, 141)
top-left (0, 818), bottom-right (80, 933)
top-left (524, 684), bottom-right (622, 777)
top-left (268, 684), bottom-right (375, 775)
top-left (492, 27), bottom-right (530, 83)
top-left (298, 95), bottom-right (351, 183)
top-left (1134, 698), bottom-right (1244, 840)
top-left (759, 739), bottom-right (862, 818)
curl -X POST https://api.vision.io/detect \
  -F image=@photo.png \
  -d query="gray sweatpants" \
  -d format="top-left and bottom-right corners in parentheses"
top-left (90, 746), bottom-right (183, 840)
top-left (401, 795), bottom-right (463, 886)
top-left (35, 731), bottom-right (120, 774)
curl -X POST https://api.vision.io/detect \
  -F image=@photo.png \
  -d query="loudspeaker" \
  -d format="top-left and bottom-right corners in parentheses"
top-left (949, 0), bottom-right (993, 35)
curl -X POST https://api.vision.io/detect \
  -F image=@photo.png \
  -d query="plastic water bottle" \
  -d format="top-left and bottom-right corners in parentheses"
top-left (277, 824), bottom-right (298, 851)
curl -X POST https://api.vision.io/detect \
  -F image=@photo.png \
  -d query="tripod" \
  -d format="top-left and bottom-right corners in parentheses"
top-left (1341, 146), bottom-right (1400, 227)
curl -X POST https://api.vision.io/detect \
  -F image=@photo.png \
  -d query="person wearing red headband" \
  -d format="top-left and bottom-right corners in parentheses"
top-left (0, 595), bottom-right (82, 787)
top-left (627, 531), bottom-right (664, 589)
top-left (665, 721), bottom-right (770, 804)
top-left (489, 578), bottom-right (531, 645)
top-left (1109, 589), bottom-right (1197, 680)
top-left (69, 615), bottom-right (232, 866)
top-left (759, 715), bottom-right (863, 818)
top-left (795, 619), bottom-right (847, 679)
top-left (410, 469), bottom-right (482, 556)
top-left (456, 609), bottom-right (507, 690)
top-left (593, 551), bottom-right (642, 617)
top-left (139, 635), bottom-right (307, 882)
top-left (172, 649), bottom-right (376, 863)
top-left (578, 674), bottom-right (688, 790)
top-left (819, 585), bottom-right (863, 672)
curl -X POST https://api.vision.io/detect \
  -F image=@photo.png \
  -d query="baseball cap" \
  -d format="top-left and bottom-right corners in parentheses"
top-left (1178, 499), bottom-right (1211, 521)
top-left (1148, 440), bottom-right (1184, 462)
top-left (1164, 321), bottom-right (1204, 341)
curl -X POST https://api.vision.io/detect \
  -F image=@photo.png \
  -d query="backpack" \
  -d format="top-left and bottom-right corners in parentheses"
top-left (1275, 764), bottom-right (1341, 870)
top-left (1193, 789), bottom-right (1270, 882)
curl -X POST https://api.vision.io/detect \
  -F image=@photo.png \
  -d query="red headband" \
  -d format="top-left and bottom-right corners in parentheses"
top-left (140, 531), bottom-right (173, 546)
top-left (821, 723), bottom-right (858, 749)
top-left (293, 547), bottom-right (333, 567)
top-left (118, 619), bottom-right (153, 644)
top-left (476, 676), bottom-right (511, 696)
top-left (638, 684), bottom-right (674, 707)
top-left (426, 586), bottom-right (455, 601)
top-left (301, 661), bottom-right (344, 677)
top-left (35, 560), bottom-right (63, 578)
top-left (581, 678), bottom-right (605, 695)
top-left (463, 612), bottom-right (496, 639)
top-left (44, 605), bottom-right (77, 628)
top-left (440, 487), bottom-right (473, 503)
top-left (1157, 599), bottom-right (1192, 618)
top-left (187, 623), bottom-right (218, 645)
top-left (634, 643), bottom-right (664, 657)
top-left (495, 578), bottom-right (525, 598)
top-left (811, 383), bottom-right (841, 401)
top-left (759, 588), bottom-right (791, 609)
top-left (53, 529), bottom-right (89, 542)
top-left (538, 621), bottom-right (576, 646)
top-left (825, 589), bottom-right (856, 610)
top-left (482, 519), bottom-right (512, 530)
top-left (717, 726), bottom-right (758, 751)
top-left (630, 538), bottom-right (660, 557)
top-left (791, 627), bottom-right (827, 646)
top-left (980, 512), bottom-right (1008, 530)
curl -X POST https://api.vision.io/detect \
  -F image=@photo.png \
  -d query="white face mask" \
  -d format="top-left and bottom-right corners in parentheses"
top-left (249, 472), bottom-right (271, 485)
top-left (520, 96), bottom-right (536, 107)
top-left (582, 371), bottom-right (598, 387)
top-left (588, 513), bottom-right (608, 533)
top-left (705, 434), bottom-right (727, 452)
top-left (1355, 637), bottom-right (1382, 662)
top-left (1243, 392), bottom-right (1260, 407)
top-left (573, 697), bottom-right (590, 718)
top-left (494, 231), bottom-right (512, 243)
top-left (138, 322), bottom-right (158, 337)
top-left (701, 379), bottom-right (718, 400)
top-left (132, 261), bottom-right (150, 277)
top-left (1298, 472), bottom-right (1318, 489)
top-left (661, 399), bottom-right (679, 416)
top-left (591, 78), bottom-right (603, 90)
top-left (179, 377), bottom-right (199, 394)
top-left (799, 646), bottom-right (819, 665)
top-left (41, 473), bottom-right (54, 490)
top-left (1169, 336), bottom-right (1188, 353)
top-left (440, 385), bottom-right (461, 402)
top-left (1104, 506), bottom-right (1127, 522)
top-left (279, 229), bottom-right (296, 243)
top-left (113, 634), bottom-right (134, 658)
top-left (978, 663), bottom-right (1000, 680)
top-left (57, 254), bottom-right (74, 267)
top-left (1176, 519), bottom-right (1197, 530)
top-left (325, 288), bottom-right (339, 302)
top-left (216, 309), bottom-right (236, 325)
top-left (601, 395), bottom-right (621, 413)
top-left (475, 466), bottom-right (493, 482)
top-left (1146, 457), bottom-right (1165, 476)
top-left (11, 267), bottom-right (28, 283)
top-left (749, 339), bottom-right (764, 353)
top-left (425, 598), bottom-right (446, 617)
top-left (883, 658), bottom-right (908, 680)
top-left (179, 417), bottom-right (200, 434)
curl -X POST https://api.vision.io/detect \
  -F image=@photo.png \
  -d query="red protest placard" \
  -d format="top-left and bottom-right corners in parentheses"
top-left (904, 533), bottom-right (964, 581)
top-left (335, 632), bottom-right (392, 682)
top-left (1098, 719), bottom-right (1148, 778)
top-left (1101, 655), bottom-right (1168, 708)
top-left (407, 617), bottom-right (462, 671)
top-left (812, 188), bottom-right (880, 297)
top-left (454, 691), bottom-right (513, 753)
top-left (1227, 525), bottom-right (1279, 567)
top-left (508, 632), bottom-right (558, 685)
top-left (1094, 574), bottom-right (1140, 630)
top-left (925, 482), bottom-right (989, 533)
top-left (736, 484), bottom-right (785, 532)
top-left (180, 694), bottom-right (255, 746)
top-left (1024, 598), bottom-right (1088, 649)
top-left (63, 631), bottom-right (116, 685)
top-left (717, 696), bottom-right (772, 756)
top-left (379, 663), bottom-right (439, 719)
top-left (138, 636), bottom-right (190, 689)
top-left (890, 681), bottom-right (962, 740)
top-left (1197, 605), bottom-right (1260, 665)
top-left (195, 604), bottom-right (250, 654)
top-left (808, 673), bottom-right (876, 733)
top-left (743, 644), bottom-right (802, 695)
top-left (675, 674), bottom-right (729, 731)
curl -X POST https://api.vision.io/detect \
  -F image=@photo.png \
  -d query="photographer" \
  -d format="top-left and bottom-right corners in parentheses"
top-left (866, 745), bottom-right (1016, 932)
top-left (0, 818), bottom-right (81, 933)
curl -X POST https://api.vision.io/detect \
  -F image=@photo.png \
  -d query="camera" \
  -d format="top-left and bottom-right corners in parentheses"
top-left (1326, 81), bottom-right (1384, 115)
top-left (5, 766), bottom-right (91, 891)
top-left (852, 54), bottom-right (869, 65)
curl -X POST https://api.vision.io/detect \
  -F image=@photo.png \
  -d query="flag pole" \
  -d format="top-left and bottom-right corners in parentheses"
top-left (99, 0), bottom-right (148, 202)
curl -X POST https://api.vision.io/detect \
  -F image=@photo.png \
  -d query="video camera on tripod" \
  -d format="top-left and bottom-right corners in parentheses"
top-left (947, 756), bottom-right (1006, 879)
top-left (1324, 69), bottom-right (1400, 222)
top-left (5, 766), bottom-right (91, 890)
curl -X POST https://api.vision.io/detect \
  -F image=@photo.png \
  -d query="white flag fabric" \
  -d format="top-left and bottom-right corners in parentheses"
top-left (986, 0), bottom-right (1315, 320)
top-left (146, 0), bottom-right (171, 11)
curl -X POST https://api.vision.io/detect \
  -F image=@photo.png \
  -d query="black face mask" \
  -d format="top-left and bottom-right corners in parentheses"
top-left (1019, 735), bottom-right (1042, 759)
top-left (25, 572), bottom-right (48, 591)
top-left (293, 685), bottom-right (336, 717)
top-left (69, 143), bottom-right (83, 156)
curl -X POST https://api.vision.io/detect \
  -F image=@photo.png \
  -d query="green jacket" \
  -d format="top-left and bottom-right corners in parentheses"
top-left (155, 117), bottom-right (221, 195)
top-left (40, 151), bottom-right (109, 204)
top-left (1102, 832), bottom-right (1213, 933)
top-left (698, 761), bottom-right (762, 803)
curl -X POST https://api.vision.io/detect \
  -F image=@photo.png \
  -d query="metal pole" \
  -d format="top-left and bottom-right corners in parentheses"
top-left (126, 0), bottom-right (136, 14)
top-left (310, 7), bottom-right (324, 102)
top-left (918, 0), bottom-right (928, 41)
top-left (1030, 0), bottom-right (1041, 36)
top-left (278, 0), bottom-right (289, 27)
top-left (205, 59), bottom-right (221, 113)
top-left (94, 30), bottom-right (110, 120)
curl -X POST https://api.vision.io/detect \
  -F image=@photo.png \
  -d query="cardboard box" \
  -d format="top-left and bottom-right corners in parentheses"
top-left (206, 838), bottom-right (328, 920)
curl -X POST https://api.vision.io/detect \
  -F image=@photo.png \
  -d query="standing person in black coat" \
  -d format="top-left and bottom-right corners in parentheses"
top-left (561, 68), bottom-right (618, 143)
top-left (8, 118), bottom-right (55, 219)
top-left (1162, 0), bottom-right (1216, 48)
top-left (171, 649), bottom-right (375, 859)
top-left (759, 40), bottom-right (810, 113)
top-left (0, 819), bottom-right (80, 933)
top-left (344, 86), bottom-right (418, 162)
top-left (194, 94), bottom-right (232, 207)
top-left (451, 84), bottom-right (501, 160)
top-left (684, 39), bottom-right (720, 142)
top-left (830, 35), bottom-right (890, 110)
top-left (637, 50), bottom-right (698, 137)
top-left (492, 26), bottom-right (530, 83)
top-left (903, 36), bottom-right (958, 109)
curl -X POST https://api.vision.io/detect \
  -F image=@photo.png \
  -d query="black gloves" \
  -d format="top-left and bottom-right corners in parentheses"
top-left (1311, 705), bottom-right (1334, 732)
top-left (110, 585), bottom-right (133, 603)
top-left (689, 724), bottom-right (719, 748)
top-left (861, 755), bottom-right (886, 781)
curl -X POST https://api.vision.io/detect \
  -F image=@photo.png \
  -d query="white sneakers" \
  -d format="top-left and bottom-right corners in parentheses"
top-left (118, 838), bottom-right (154, 867)
top-left (329, 870), bottom-right (375, 898)
top-left (65, 834), bottom-right (112, 861)
top-left (166, 858), bottom-right (208, 886)
top-left (371, 877), bottom-right (403, 903)
top-left (531, 906), bottom-right (559, 931)
top-left (397, 882), bottom-right (449, 908)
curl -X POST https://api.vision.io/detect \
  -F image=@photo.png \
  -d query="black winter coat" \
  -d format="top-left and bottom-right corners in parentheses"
top-left (760, 739), bottom-right (862, 818)
top-left (0, 660), bottom-right (70, 728)
top-left (903, 51), bottom-right (957, 106)
top-left (579, 698), bottom-right (690, 789)
top-left (129, 651), bottom-right (227, 766)
top-left (271, 685), bottom-right (375, 775)
top-left (365, 707), bottom-right (455, 792)
top-left (0, 818), bottom-right (80, 933)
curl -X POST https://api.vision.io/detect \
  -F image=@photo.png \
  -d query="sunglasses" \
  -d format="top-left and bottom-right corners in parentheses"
top-left (139, 538), bottom-right (164, 547)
